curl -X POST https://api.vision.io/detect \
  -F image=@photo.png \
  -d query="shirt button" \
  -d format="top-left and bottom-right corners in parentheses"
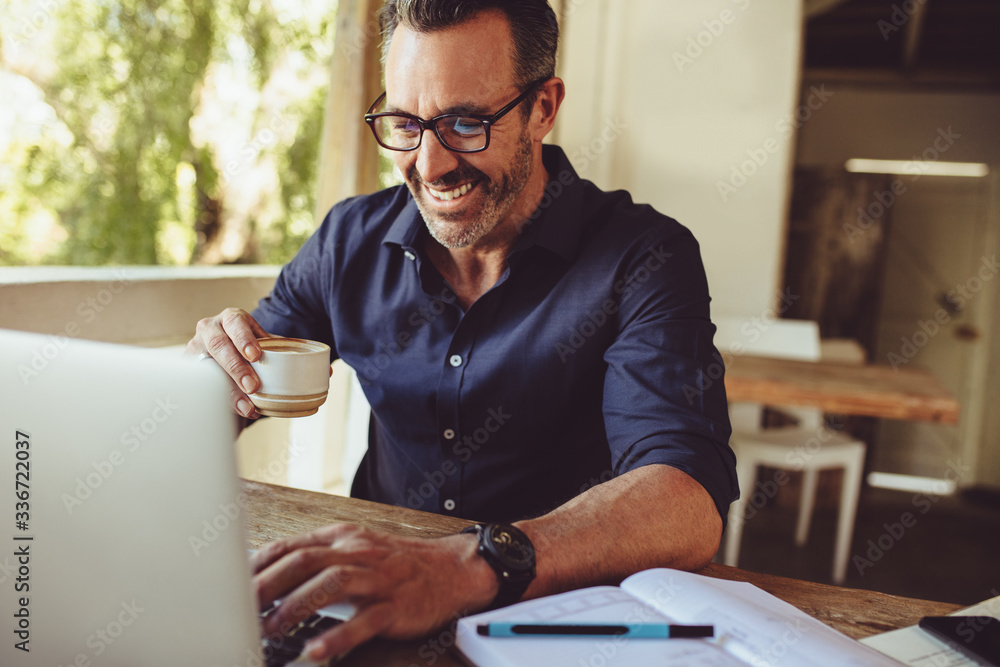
top-left (404, 250), bottom-right (416, 261)
top-left (443, 429), bottom-right (456, 440)
top-left (443, 499), bottom-right (456, 511)
top-left (449, 355), bottom-right (463, 367)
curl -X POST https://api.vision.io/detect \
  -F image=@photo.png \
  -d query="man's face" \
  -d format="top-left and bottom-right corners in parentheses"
top-left (383, 11), bottom-right (537, 249)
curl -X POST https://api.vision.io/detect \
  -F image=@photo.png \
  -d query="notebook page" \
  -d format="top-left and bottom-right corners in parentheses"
top-left (621, 569), bottom-right (902, 667)
top-left (455, 586), bottom-right (745, 667)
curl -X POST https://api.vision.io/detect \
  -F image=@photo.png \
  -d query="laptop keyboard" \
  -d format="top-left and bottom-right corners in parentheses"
top-left (259, 601), bottom-right (343, 666)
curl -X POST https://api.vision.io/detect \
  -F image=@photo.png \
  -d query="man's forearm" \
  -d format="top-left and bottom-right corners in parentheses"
top-left (251, 464), bottom-right (723, 660)
top-left (514, 464), bottom-right (722, 600)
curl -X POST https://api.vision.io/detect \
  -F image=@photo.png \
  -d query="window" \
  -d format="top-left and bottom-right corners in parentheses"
top-left (0, 0), bottom-right (335, 266)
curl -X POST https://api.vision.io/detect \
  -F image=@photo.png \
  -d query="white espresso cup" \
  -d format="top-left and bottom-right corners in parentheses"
top-left (247, 337), bottom-right (331, 418)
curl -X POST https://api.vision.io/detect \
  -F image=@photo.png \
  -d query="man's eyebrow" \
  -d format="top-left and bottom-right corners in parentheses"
top-left (384, 100), bottom-right (491, 116)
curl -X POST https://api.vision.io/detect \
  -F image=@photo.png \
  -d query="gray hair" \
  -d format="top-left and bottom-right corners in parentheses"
top-left (378, 0), bottom-right (559, 100)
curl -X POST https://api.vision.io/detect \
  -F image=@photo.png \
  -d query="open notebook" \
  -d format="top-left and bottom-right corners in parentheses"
top-left (456, 568), bottom-right (901, 667)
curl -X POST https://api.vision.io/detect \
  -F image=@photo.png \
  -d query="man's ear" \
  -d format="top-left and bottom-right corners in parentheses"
top-left (532, 77), bottom-right (566, 140)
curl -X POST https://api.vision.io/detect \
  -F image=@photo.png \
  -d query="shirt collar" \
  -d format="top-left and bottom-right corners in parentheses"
top-left (381, 144), bottom-right (586, 263)
top-left (382, 194), bottom-right (425, 254)
top-left (524, 144), bottom-right (586, 263)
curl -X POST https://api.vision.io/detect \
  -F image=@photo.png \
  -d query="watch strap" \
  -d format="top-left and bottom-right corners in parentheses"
top-left (462, 523), bottom-right (536, 609)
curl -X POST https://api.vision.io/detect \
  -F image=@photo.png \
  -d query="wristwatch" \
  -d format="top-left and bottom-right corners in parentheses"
top-left (462, 523), bottom-right (536, 609)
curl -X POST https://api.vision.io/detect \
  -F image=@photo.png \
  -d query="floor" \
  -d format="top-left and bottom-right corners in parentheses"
top-left (724, 480), bottom-right (1000, 606)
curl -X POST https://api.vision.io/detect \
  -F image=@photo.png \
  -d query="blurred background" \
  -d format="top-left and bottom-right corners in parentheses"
top-left (0, 0), bottom-right (335, 266)
top-left (2, 0), bottom-right (999, 605)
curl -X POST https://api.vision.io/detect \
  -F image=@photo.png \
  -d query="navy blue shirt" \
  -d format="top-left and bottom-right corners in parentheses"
top-left (253, 145), bottom-right (737, 525)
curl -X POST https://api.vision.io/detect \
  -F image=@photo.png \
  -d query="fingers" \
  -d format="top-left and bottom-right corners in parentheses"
top-left (261, 564), bottom-right (373, 637)
top-left (256, 547), bottom-right (339, 611)
top-left (230, 381), bottom-right (258, 420)
top-left (192, 308), bottom-right (269, 414)
top-left (251, 525), bottom-right (355, 574)
top-left (222, 308), bottom-right (271, 364)
top-left (252, 527), bottom-right (472, 661)
top-left (303, 604), bottom-right (394, 663)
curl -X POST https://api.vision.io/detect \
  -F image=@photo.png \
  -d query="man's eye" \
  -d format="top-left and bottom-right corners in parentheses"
top-left (451, 118), bottom-right (484, 136)
top-left (392, 119), bottom-right (420, 134)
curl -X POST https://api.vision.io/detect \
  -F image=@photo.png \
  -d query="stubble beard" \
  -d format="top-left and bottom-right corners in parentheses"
top-left (408, 129), bottom-right (534, 249)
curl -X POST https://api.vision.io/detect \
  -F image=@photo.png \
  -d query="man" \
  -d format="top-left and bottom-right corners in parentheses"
top-left (187, 0), bottom-right (737, 661)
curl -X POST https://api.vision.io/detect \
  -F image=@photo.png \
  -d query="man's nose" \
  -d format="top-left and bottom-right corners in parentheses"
top-left (415, 128), bottom-right (460, 185)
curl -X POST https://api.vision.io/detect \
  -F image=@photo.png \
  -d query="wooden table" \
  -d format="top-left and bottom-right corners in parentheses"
top-left (243, 480), bottom-right (961, 666)
top-left (725, 355), bottom-right (960, 423)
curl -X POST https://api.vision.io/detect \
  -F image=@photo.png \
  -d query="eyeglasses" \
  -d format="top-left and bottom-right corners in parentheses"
top-left (364, 82), bottom-right (542, 154)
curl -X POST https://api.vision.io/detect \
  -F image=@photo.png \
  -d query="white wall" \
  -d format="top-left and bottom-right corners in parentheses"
top-left (556, 0), bottom-right (803, 317)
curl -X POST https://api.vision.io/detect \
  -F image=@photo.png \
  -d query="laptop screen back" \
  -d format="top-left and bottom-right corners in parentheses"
top-left (0, 330), bottom-right (261, 666)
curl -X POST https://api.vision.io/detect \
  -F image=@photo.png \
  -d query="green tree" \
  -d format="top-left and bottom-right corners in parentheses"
top-left (0, 0), bottom-right (334, 266)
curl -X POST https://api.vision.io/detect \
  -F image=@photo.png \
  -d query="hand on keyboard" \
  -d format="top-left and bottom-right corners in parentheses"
top-left (259, 601), bottom-right (343, 667)
top-left (251, 523), bottom-right (499, 663)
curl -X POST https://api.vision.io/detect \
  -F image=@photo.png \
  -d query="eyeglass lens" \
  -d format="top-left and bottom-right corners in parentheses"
top-left (371, 115), bottom-right (488, 151)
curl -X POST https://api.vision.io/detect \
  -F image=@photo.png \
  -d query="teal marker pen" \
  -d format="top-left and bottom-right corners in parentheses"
top-left (476, 622), bottom-right (715, 639)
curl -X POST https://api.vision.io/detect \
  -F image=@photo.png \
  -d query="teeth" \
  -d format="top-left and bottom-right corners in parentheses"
top-left (430, 183), bottom-right (473, 201)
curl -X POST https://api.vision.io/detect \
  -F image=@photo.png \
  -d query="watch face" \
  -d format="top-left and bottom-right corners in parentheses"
top-left (489, 525), bottom-right (534, 569)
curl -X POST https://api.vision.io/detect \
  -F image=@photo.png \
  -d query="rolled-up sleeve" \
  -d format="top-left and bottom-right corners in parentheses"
top-left (601, 227), bottom-right (738, 525)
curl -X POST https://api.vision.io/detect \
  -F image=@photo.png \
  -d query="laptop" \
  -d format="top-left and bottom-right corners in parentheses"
top-left (0, 328), bottom-right (349, 666)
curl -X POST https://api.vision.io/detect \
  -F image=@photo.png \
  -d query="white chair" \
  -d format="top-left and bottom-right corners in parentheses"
top-left (714, 318), bottom-right (866, 584)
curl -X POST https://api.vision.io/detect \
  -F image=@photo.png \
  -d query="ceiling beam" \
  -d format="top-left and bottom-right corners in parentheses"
top-left (901, 0), bottom-right (930, 70)
top-left (804, 0), bottom-right (851, 19)
top-left (803, 67), bottom-right (1000, 92)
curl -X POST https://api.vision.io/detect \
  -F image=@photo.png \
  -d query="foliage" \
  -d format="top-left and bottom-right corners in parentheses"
top-left (0, 0), bottom-right (335, 266)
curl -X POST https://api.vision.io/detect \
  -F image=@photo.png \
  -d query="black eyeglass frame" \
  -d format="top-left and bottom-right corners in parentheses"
top-left (364, 80), bottom-right (545, 154)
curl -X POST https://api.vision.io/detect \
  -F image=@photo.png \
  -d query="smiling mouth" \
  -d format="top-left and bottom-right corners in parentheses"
top-left (427, 181), bottom-right (478, 202)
